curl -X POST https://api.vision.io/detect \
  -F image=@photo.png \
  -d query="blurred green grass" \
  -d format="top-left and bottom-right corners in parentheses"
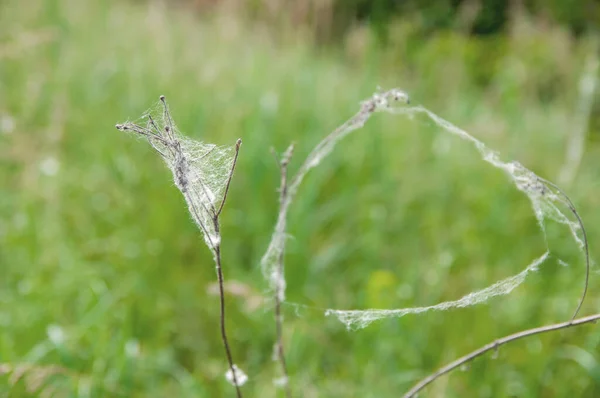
top-left (1, 0), bottom-right (600, 397)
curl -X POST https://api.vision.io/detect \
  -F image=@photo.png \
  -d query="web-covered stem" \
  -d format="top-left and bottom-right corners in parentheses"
top-left (389, 105), bottom-right (590, 319)
top-left (324, 101), bottom-right (590, 330)
top-left (538, 177), bottom-right (590, 320)
top-left (116, 96), bottom-right (245, 396)
top-left (260, 87), bottom-right (589, 333)
top-left (261, 89), bottom-right (410, 297)
top-left (260, 89), bottom-right (410, 392)
top-left (268, 145), bottom-right (295, 396)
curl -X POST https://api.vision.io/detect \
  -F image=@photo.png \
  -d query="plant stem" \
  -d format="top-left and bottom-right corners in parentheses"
top-left (272, 145), bottom-right (294, 397)
top-left (214, 242), bottom-right (243, 398)
top-left (404, 312), bottom-right (600, 398)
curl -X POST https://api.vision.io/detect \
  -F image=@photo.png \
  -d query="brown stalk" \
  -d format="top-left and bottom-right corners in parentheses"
top-left (271, 144), bottom-right (295, 398)
top-left (211, 139), bottom-right (243, 397)
top-left (539, 177), bottom-right (590, 320)
top-left (404, 313), bottom-right (600, 397)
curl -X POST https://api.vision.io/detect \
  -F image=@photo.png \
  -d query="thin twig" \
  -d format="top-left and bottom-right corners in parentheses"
top-left (211, 139), bottom-right (243, 398)
top-left (540, 177), bottom-right (590, 320)
top-left (214, 241), bottom-right (243, 398)
top-left (160, 95), bottom-right (176, 141)
top-left (116, 123), bottom-right (169, 145)
top-left (217, 139), bottom-right (242, 218)
top-left (146, 114), bottom-right (162, 135)
top-left (404, 312), bottom-right (600, 398)
top-left (271, 144), bottom-right (295, 398)
top-left (261, 89), bottom-right (408, 392)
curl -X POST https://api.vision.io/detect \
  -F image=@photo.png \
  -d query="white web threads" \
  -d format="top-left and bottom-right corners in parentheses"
top-left (261, 89), bottom-right (411, 298)
top-left (291, 88), bottom-right (409, 192)
top-left (225, 364), bottom-right (248, 387)
top-left (261, 198), bottom-right (290, 300)
top-left (273, 376), bottom-right (289, 388)
top-left (118, 98), bottom-right (245, 396)
top-left (326, 252), bottom-right (549, 330)
top-left (324, 98), bottom-right (588, 330)
top-left (397, 106), bottom-right (585, 251)
top-left (116, 97), bottom-right (236, 252)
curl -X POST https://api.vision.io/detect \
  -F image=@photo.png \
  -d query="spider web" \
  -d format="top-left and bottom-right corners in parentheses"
top-left (262, 89), bottom-right (589, 331)
top-left (327, 99), bottom-right (587, 330)
top-left (117, 97), bottom-right (246, 385)
top-left (117, 98), bottom-right (237, 251)
top-left (325, 252), bottom-right (549, 330)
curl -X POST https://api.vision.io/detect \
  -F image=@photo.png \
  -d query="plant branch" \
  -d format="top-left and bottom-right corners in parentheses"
top-left (213, 242), bottom-right (243, 398)
top-left (261, 89), bottom-right (409, 391)
top-left (271, 144), bottom-right (295, 398)
top-left (539, 177), bottom-right (590, 320)
top-left (211, 139), bottom-right (243, 398)
top-left (403, 312), bottom-right (600, 398)
top-left (558, 43), bottom-right (599, 186)
top-left (217, 139), bottom-right (242, 218)
top-left (117, 97), bottom-right (244, 397)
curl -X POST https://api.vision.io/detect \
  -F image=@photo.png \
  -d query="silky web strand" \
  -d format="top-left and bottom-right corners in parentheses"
top-left (116, 97), bottom-right (246, 396)
top-left (325, 100), bottom-right (589, 329)
top-left (261, 88), bottom-right (589, 331)
top-left (326, 252), bottom-right (549, 330)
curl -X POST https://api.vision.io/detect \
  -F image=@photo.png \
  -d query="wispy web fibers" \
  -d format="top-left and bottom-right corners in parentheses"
top-left (116, 97), bottom-right (246, 396)
top-left (325, 97), bottom-right (590, 330)
top-left (261, 88), bottom-right (589, 332)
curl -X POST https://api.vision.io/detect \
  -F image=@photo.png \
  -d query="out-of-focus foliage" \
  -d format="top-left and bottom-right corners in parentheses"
top-left (184, 0), bottom-right (600, 42)
top-left (1, 0), bottom-right (600, 397)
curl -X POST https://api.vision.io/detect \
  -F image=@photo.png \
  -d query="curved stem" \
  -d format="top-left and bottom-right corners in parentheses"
top-left (540, 178), bottom-right (590, 320)
top-left (404, 313), bottom-right (600, 398)
top-left (271, 145), bottom-right (294, 398)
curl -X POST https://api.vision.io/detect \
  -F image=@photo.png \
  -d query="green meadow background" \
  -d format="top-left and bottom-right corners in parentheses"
top-left (2, 0), bottom-right (600, 396)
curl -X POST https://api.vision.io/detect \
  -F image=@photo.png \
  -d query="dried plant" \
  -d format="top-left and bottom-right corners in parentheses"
top-left (323, 95), bottom-right (590, 329)
top-left (403, 312), bottom-right (600, 397)
top-left (262, 86), bottom-right (593, 395)
top-left (263, 87), bottom-right (590, 329)
top-left (115, 86), bottom-right (594, 396)
top-left (260, 89), bottom-right (410, 395)
top-left (269, 143), bottom-right (295, 397)
top-left (116, 96), bottom-right (245, 397)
